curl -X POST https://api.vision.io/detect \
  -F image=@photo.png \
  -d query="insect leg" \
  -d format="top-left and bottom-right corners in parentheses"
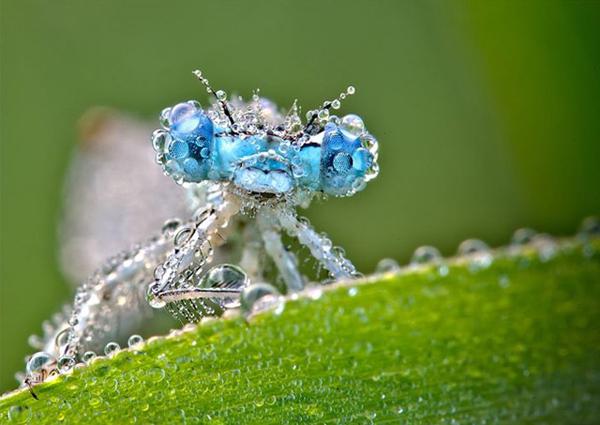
top-left (275, 208), bottom-right (360, 280)
top-left (149, 186), bottom-right (244, 322)
top-left (256, 208), bottom-right (304, 293)
top-left (239, 221), bottom-right (265, 284)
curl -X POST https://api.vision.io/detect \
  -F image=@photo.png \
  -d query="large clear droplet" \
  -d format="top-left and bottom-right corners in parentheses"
top-left (458, 239), bottom-right (492, 271)
top-left (375, 258), bottom-right (401, 274)
top-left (82, 351), bottom-right (97, 364)
top-left (200, 264), bottom-right (248, 309)
top-left (128, 334), bottom-right (144, 348)
top-left (57, 356), bottom-right (76, 373)
top-left (8, 405), bottom-right (31, 424)
top-left (240, 283), bottom-right (280, 315)
top-left (579, 216), bottom-right (600, 239)
top-left (511, 228), bottom-right (537, 246)
top-left (340, 114), bottom-right (365, 137)
top-left (104, 342), bottom-right (120, 357)
top-left (151, 129), bottom-right (170, 152)
top-left (26, 352), bottom-right (56, 375)
top-left (410, 246), bottom-right (442, 265)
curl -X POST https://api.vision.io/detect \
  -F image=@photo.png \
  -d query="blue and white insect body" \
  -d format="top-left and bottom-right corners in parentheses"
top-left (144, 70), bottom-right (380, 321)
top-left (152, 71), bottom-right (378, 199)
top-left (21, 71), bottom-right (380, 390)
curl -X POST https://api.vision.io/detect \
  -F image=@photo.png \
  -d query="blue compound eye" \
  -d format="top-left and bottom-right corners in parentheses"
top-left (152, 101), bottom-right (215, 183)
top-left (320, 122), bottom-right (373, 196)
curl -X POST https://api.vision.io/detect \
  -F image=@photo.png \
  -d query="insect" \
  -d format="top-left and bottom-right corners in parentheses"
top-left (20, 70), bottom-right (379, 389)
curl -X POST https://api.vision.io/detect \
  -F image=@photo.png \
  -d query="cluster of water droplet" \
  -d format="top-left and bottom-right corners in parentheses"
top-left (374, 216), bottom-right (599, 276)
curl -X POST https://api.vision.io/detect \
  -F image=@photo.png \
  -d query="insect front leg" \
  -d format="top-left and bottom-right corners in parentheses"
top-left (148, 187), bottom-right (245, 323)
top-left (275, 208), bottom-right (360, 280)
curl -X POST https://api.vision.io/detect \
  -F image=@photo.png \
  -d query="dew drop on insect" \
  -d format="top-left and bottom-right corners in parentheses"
top-left (147, 285), bottom-right (166, 309)
top-left (318, 109), bottom-right (329, 120)
top-left (216, 90), bottom-right (227, 101)
top-left (375, 258), bottom-right (401, 274)
top-left (151, 129), bottom-right (170, 152)
top-left (128, 334), bottom-right (144, 348)
top-left (201, 264), bottom-right (249, 309)
top-left (410, 246), bottom-right (442, 265)
top-left (340, 114), bottom-right (365, 137)
top-left (160, 107), bottom-right (171, 129)
top-left (331, 99), bottom-right (341, 109)
top-left (511, 227), bottom-right (537, 245)
top-left (346, 86), bottom-right (356, 95)
top-left (8, 405), bottom-right (31, 424)
top-left (26, 351), bottom-right (55, 375)
top-left (240, 283), bottom-right (280, 315)
top-left (82, 351), bottom-right (97, 364)
top-left (104, 342), bottom-right (120, 357)
top-left (57, 356), bottom-right (76, 373)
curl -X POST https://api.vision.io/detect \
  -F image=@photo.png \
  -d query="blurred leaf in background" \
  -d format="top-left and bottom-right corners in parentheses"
top-left (1, 0), bottom-right (599, 392)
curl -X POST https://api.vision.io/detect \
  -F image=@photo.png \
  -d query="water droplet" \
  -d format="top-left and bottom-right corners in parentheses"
top-left (200, 264), bottom-right (249, 310)
top-left (8, 405), bottom-right (31, 423)
top-left (26, 351), bottom-right (56, 375)
top-left (340, 114), bottom-right (365, 137)
top-left (306, 286), bottom-right (323, 300)
top-left (346, 86), bottom-right (356, 95)
top-left (348, 287), bottom-right (358, 297)
top-left (57, 356), bottom-right (76, 373)
top-left (458, 239), bottom-right (493, 271)
top-left (147, 286), bottom-right (166, 309)
top-left (159, 107), bottom-right (171, 129)
top-left (331, 99), bottom-right (341, 109)
top-left (375, 258), bottom-right (401, 274)
top-left (216, 90), bottom-right (227, 101)
top-left (128, 334), bottom-right (144, 348)
top-left (511, 227), bottom-right (537, 245)
top-left (104, 342), bottom-right (120, 357)
top-left (148, 367), bottom-right (166, 383)
top-left (250, 294), bottom-right (285, 317)
top-left (410, 246), bottom-right (442, 265)
top-left (240, 283), bottom-right (280, 315)
top-left (578, 216), bottom-right (600, 239)
top-left (531, 234), bottom-right (558, 262)
top-left (151, 129), bottom-right (170, 152)
top-left (82, 351), bottom-right (97, 364)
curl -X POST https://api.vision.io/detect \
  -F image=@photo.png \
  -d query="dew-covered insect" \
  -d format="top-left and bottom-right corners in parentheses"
top-left (20, 70), bottom-right (379, 389)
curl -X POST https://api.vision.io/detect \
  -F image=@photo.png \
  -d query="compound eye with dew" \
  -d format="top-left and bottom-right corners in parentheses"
top-left (151, 101), bottom-right (214, 183)
top-left (320, 115), bottom-right (375, 196)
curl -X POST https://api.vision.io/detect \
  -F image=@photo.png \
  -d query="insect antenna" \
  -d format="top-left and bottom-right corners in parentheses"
top-left (192, 70), bottom-right (236, 128)
top-left (302, 85), bottom-right (356, 135)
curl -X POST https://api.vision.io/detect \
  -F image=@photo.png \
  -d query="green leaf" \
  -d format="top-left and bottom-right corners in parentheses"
top-left (1, 238), bottom-right (599, 424)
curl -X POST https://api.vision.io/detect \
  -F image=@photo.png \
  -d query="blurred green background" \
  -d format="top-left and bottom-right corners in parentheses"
top-left (1, 0), bottom-right (599, 392)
